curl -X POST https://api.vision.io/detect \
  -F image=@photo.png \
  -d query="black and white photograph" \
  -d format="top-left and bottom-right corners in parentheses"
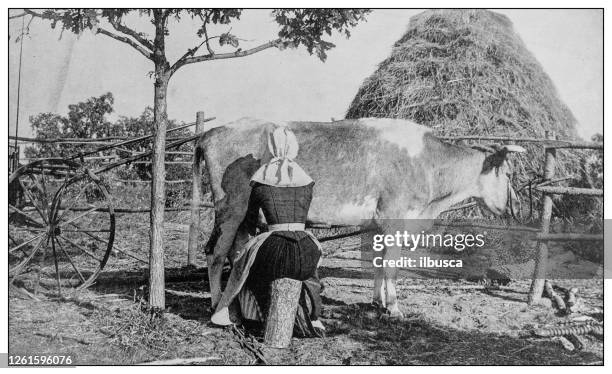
top-left (4, 4), bottom-right (607, 368)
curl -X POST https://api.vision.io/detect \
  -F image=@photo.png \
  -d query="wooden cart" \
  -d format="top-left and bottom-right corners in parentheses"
top-left (8, 118), bottom-right (214, 295)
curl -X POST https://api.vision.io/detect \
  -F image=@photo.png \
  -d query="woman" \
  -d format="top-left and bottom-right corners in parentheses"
top-left (211, 126), bottom-right (325, 337)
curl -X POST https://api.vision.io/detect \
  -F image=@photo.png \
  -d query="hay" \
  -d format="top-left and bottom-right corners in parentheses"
top-left (346, 9), bottom-right (598, 221)
top-left (347, 9), bottom-right (577, 137)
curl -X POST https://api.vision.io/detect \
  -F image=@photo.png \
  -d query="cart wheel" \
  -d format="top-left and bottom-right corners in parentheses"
top-left (9, 159), bottom-right (115, 295)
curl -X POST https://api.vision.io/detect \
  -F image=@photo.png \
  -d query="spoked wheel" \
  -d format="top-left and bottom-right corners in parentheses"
top-left (9, 159), bottom-right (115, 295)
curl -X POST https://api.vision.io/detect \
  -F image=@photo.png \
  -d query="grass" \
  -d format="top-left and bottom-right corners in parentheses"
top-left (8, 215), bottom-right (605, 365)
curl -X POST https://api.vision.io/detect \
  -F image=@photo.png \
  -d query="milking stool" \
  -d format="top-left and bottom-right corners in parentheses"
top-left (264, 277), bottom-right (302, 348)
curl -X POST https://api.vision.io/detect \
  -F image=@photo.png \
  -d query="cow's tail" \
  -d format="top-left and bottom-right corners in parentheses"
top-left (191, 132), bottom-right (221, 255)
top-left (191, 123), bottom-right (218, 203)
top-left (191, 132), bottom-right (211, 210)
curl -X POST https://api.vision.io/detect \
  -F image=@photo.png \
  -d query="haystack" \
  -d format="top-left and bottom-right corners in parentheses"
top-left (347, 9), bottom-right (597, 221)
top-left (347, 9), bottom-right (577, 138)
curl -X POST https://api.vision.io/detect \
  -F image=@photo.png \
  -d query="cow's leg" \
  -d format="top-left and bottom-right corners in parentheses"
top-left (367, 221), bottom-right (385, 308)
top-left (373, 265), bottom-right (386, 308)
top-left (206, 155), bottom-right (261, 310)
top-left (369, 222), bottom-right (403, 317)
top-left (206, 209), bottom-right (244, 310)
top-left (379, 215), bottom-right (433, 318)
top-left (206, 255), bottom-right (225, 310)
top-left (378, 210), bottom-right (434, 318)
top-left (371, 243), bottom-right (402, 317)
top-left (382, 243), bottom-right (403, 318)
top-left (372, 201), bottom-right (412, 318)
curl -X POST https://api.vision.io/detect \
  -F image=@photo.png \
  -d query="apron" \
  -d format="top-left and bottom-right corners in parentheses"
top-left (214, 223), bottom-right (322, 321)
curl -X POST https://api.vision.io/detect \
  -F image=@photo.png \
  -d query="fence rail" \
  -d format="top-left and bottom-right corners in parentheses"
top-left (22, 151), bottom-right (194, 162)
top-left (112, 178), bottom-right (191, 184)
top-left (52, 203), bottom-right (214, 214)
top-left (131, 161), bottom-right (193, 165)
top-left (535, 233), bottom-right (603, 242)
top-left (535, 185), bottom-right (603, 196)
top-left (9, 136), bottom-right (201, 146)
top-left (440, 135), bottom-right (603, 149)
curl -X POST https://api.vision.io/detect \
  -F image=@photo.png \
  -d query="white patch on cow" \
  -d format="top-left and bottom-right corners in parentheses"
top-left (360, 118), bottom-right (431, 157)
top-left (223, 118), bottom-right (294, 132)
top-left (336, 195), bottom-right (378, 224)
top-left (403, 209), bottom-right (421, 219)
top-left (224, 117), bottom-right (271, 129)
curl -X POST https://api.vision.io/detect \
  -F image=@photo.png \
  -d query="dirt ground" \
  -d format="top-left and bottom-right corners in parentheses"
top-left (9, 212), bottom-right (604, 365)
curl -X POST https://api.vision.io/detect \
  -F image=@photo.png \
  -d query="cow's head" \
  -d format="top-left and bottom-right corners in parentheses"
top-left (474, 144), bottom-right (526, 215)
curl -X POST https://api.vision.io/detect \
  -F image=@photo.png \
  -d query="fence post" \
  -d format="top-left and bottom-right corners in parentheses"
top-left (15, 145), bottom-right (20, 172)
top-left (188, 111), bottom-right (206, 266)
top-left (528, 131), bottom-right (556, 305)
top-left (9, 145), bottom-right (19, 174)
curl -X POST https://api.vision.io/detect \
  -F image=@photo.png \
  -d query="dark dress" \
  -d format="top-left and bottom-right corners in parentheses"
top-left (242, 181), bottom-right (323, 332)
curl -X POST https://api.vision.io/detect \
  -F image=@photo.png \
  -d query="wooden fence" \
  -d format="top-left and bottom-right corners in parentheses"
top-left (524, 131), bottom-right (603, 305)
top-left (8, 111), bottom-right (210, 214)
top-left (445, 131), bottom-right (603, 304)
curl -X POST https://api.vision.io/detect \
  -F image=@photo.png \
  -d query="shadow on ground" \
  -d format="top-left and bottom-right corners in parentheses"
top-left (13, 264), bottom-right (601, 365)
top-left (282, 302), bottom-right (603, 365)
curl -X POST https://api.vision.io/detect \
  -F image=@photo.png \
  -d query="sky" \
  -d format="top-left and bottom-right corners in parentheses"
top-left (8, 9), bottom-right (603, 140)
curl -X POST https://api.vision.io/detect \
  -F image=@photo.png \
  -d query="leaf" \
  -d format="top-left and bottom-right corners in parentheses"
top-left (272, 9), bottom-right (370, 62)
top-left (219, 32), bottom-right (239, 48)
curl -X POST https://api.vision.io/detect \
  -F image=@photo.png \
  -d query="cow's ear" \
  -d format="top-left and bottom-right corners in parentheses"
top-left (499, 145), bottom-right (526, 153)
top-left (481, 152), bottom-right (507, 174)
top-left (471, 144), bottom-right (496, 153)
top-left (472, 144), bottom-right (525, 154)
top-left (480, 144), bottom-right (525, 173)
top-left (485, 146), bottom-right (524, 172)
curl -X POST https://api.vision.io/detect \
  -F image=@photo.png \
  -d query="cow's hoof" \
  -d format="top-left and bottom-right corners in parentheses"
top-left (385, 309), bottom-right (404, 320)
top-left (211, 307), bottom-right (233, 326)
top-left (371, 300), bottom-right (385, 310)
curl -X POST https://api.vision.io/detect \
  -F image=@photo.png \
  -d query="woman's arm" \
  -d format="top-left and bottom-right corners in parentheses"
top-left (243, 189), bottom-right (261, 236)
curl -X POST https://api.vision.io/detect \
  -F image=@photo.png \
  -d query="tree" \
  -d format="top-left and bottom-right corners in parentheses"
top-left (114, 107), bottom-right (191, 180)
top-left (25, 92), bottom-right (115, 160)
top-left (25, 94), bottom-right (192, 185)
top-left (13, 8), bottom-right (371, 309)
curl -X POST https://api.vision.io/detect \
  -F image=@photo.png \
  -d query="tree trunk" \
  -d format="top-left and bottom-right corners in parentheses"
top-left (149, 73), bottom-right (169, 309)
top-left (148, 10), bottom-right (171, 309)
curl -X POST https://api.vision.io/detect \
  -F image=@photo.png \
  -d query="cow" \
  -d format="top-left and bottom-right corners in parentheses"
top-left (193, 117), bottom-right (524, 318)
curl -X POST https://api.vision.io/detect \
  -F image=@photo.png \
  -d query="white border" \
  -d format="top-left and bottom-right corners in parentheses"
top-left (2, 2), bottom-right (609, 372)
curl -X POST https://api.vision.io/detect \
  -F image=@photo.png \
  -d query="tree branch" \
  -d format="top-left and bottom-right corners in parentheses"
top-left (23, 9), bottom-right (53, 19)
top-left (162, 9), bottom-right (174, 21)
top-left (108, 16), bottom-right (154, 51)
top-left (172, 39), bottom-right (281, 72)
top-left (96, 27), bottom-right (153, 60)
top-left (169, 40), bottom-right (205, 73)
top-left (9, 12), bottom-right (27, 19)
top-left (169, 34), bottom-right (220, 74)
top-left (201, 16), bottom-right (215, 56)
top-left (21, 9), bottom-right (153, 60)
